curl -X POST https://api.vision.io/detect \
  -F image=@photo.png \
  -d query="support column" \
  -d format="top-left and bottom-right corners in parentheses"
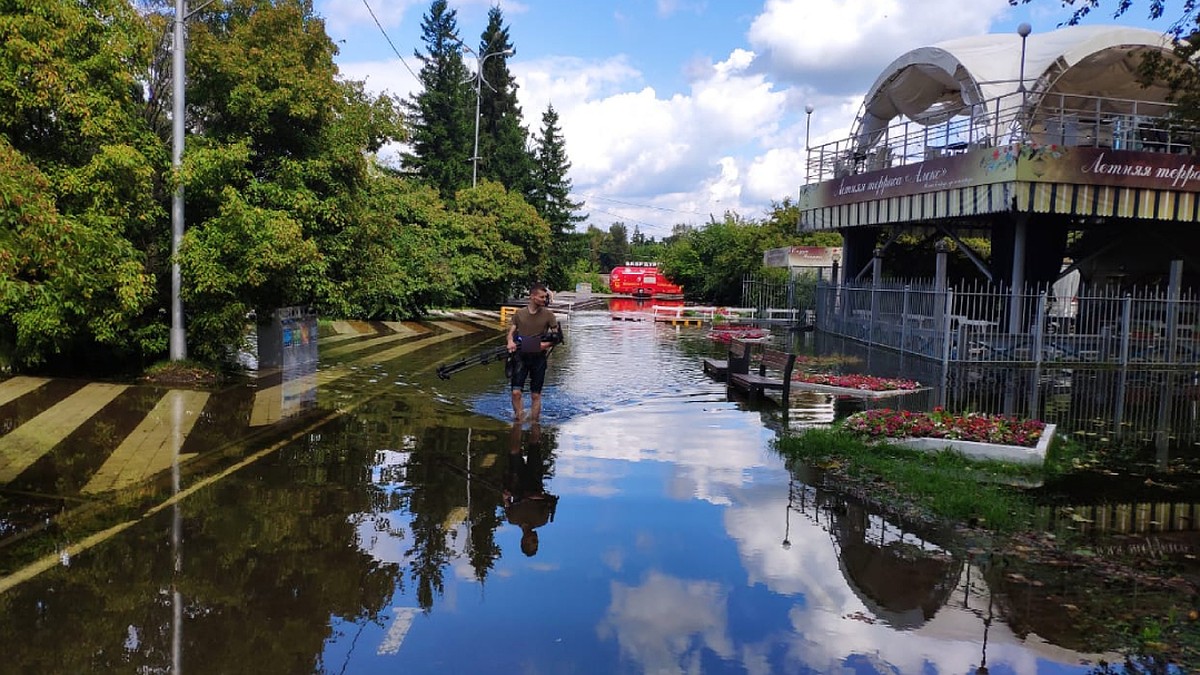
top-left (1008, 213), bottom-right (1028, 334)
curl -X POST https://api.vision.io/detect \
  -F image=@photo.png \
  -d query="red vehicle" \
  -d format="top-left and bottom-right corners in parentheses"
top-left (608, 264), bottom-right (683, 297)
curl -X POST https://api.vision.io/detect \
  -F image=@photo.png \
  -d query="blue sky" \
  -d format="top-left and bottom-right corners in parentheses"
top-left (314, 0), bottom-right (1175, 239)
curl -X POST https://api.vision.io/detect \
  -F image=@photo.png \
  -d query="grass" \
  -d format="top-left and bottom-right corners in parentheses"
top-left (141, 359), bottom-right (222, 386)
top-left (776, 428), bottom-right (1046, 532)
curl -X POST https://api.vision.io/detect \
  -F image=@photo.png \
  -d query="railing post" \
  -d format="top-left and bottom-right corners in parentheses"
top-left (941, 289), bottom-right (955, 366)
top-left (901, 284), bottom-right (911, 353)
top-left (1119, 294), bottom-right (1133, 366)
top-left (1033, 292), bottom-right (1047, 365)
top-left (1166, 259), bottom-right (1183, 365)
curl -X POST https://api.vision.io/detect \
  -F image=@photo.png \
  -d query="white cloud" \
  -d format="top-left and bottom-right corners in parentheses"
top-left (747, 0), bottom-right (1013, 89)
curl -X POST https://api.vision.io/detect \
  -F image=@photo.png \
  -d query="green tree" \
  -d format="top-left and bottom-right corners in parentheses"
top-left (0, 0), bottom-right (162, 368)
top-left (476, 6), bottom-right (535, 196)
top-left (402, 0), bottom-right (473, 199)
top-left (179, 0), bottom-right (402, 361)
top-left (530, 103), bottom-right (583, 289)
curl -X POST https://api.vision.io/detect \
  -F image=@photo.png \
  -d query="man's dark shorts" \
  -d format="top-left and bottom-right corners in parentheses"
top-left (510, 351), bottom-right (548, 393)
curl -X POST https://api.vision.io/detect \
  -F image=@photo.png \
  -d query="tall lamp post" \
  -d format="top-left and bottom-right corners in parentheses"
top-left (804, 103), bottom-right (814, 183)
top-left (463, 44), bottom-right (514, 187)
top-left (170, 0), bottom-right (214, 360)
top-left (1016, 23), bottom-right (1032, 101)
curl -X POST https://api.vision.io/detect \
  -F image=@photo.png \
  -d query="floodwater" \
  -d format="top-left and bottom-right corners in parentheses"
top-left (0, 307), bottom-right (1190, 673)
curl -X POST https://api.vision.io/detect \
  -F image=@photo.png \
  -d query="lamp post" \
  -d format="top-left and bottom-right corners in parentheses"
top-left (169, 0), bottom-right (214, 361)
top-left (804, 104), bottom-right (814, 183)
top-left (1016, 22), bottom-right (1032, 98)
top-left (464, 44), bottom-right (514, 187)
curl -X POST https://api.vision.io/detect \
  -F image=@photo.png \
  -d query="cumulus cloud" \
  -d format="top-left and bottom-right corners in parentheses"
top-left (747, 0), bottom-right (1013, 91)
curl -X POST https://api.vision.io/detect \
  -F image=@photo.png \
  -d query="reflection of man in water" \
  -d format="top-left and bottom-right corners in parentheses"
top-left (503, 422), bottom-right (557, 556)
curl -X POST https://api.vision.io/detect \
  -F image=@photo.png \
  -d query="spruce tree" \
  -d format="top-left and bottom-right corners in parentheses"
top-left (531, 103), bottom-right (584, 290)
top-left (476, 6), bottom-right (535, 196)
top-left (402, 0), bottom-right (474, 199)
top-left (530, 103), bottom-right (583, 236)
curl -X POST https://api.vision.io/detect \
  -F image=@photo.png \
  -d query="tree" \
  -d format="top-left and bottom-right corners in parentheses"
top-left (476, 6), bottom-right (535, 196)
top-left (529, 104), bottom-right (583, 290)
top-left (181, 0), bottom-right (402, 361)
top-left (402, 0), bottom-right (474, 199)
top-left (0, 0), bottom-right (162, 368)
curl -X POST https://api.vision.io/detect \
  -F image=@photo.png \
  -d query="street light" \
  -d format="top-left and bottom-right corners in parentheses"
top-left (1016, 22), bottom-right (1032, 96)
top-left (804, 103), bottom-right (814, 183)
top-left (169, 0), bottom-right (214, 361)
top-left (463, 44), bottom-right (514, 187)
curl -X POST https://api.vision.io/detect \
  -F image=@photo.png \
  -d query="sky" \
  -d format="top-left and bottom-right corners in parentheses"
top-left (315, 0), bottom-right (1175, 240)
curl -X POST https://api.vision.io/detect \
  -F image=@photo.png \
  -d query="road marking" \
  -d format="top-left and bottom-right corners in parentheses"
top-left (0, 376), bottom-right (50, 407)
top-left (322, 323), bottom-right (443, 359)
top-left (443, 505), bottom-right (468, 529)
top-left (249, 322), bottom-right (474, 426)
top-left (0, 383), bottom-right (128, 483)
top-left (81, 390), bottom-right (210, 494)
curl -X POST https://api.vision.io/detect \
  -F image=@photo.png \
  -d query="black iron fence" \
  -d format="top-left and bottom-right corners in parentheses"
top-left (815, 280), bottom-right (1200, 367)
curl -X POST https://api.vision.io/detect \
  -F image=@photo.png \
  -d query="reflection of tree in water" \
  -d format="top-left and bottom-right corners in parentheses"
top-left (787, 463), bottom-right (962, 629)
top-left (0, 410), bottom-right (403, 673)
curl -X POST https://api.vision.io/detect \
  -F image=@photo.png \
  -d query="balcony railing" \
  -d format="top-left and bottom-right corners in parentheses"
top-left (804, 91), bottom-right (1199, 185)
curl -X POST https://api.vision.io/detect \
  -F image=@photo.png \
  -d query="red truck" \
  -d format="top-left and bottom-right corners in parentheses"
top-left (608, 263), bottom-right (683, 297)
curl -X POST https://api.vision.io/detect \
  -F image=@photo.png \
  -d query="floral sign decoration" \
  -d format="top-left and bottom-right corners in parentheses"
top-left (843, 407), bottom-right (1047, 448)
top-left (980, 141), bottom-right (1067, 173)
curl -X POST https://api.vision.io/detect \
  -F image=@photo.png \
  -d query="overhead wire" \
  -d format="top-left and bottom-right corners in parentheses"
top-left (360, 0), bottom-right (421, 85)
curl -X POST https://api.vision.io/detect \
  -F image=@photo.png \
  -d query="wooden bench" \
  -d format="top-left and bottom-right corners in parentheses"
top-left (729, 347), bottom-right (796, 405)
top-left (702, 341), bottom-right (753, 380)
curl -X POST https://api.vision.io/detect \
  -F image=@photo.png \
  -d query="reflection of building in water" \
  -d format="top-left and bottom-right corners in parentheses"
top-left (1038, 500), bottom-right (1200, 537)
top-left (786, 475), bottom-right (961, 629)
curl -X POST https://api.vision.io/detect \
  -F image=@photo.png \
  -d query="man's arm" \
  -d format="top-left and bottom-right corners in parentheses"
top-left (507, 320), bottom-right (518, 351)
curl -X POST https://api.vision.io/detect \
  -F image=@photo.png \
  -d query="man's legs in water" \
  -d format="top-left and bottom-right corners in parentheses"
top-left (529, 392), bottom-right (542, 422)
top-left (511, 388), bottom-right (524, 421)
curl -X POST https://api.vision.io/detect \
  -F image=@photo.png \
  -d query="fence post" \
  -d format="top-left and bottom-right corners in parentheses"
top-left (1033, 292), bottom-right (1047, 365)
top-left (941, 289), bottom-right (955, 366)
top-left (1119, 294), bottom-right (1133, 366)
top-left (901, 285), bottom-right (911, 353)
top-left (1166, 259), bottom-right (1183, 365)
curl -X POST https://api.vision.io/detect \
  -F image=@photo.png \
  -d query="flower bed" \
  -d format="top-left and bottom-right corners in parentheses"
top-left (790, 373), bottom-right (925, 399)
top-left (793, 373), bottom-right (921, 391)
top-left (843, 408), bottom-right (1054, 465)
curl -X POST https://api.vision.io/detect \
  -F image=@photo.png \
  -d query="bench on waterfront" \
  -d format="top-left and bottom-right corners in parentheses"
top-left (729, 346), bottom-right (797, 405)
top-left (701, 340), bottom-right (753, 380)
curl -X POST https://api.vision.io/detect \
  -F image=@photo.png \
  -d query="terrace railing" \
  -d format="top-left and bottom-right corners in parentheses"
top-left (805, 91), bottom-right (1197, 184)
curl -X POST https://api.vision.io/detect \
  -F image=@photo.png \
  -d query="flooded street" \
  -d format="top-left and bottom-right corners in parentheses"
top-left (0, 307), bottom-right (1185, 673)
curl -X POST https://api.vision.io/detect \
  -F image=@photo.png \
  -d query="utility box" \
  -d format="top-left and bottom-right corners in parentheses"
top-left (257, 305), bottom-right (318, 370)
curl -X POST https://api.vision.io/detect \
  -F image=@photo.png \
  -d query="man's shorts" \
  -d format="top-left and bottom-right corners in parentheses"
top-left (510, 351), bottom-right (549, 393)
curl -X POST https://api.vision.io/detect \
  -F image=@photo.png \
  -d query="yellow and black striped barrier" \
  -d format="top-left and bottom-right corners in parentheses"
top-left (499, 306), bottom-right (521, 325)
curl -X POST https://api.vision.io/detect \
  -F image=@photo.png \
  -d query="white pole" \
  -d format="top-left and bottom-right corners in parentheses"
top-left (170, 0), bottom-right (187, 360)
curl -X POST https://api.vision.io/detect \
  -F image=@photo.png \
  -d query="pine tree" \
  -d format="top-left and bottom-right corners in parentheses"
top-left (402, 0), bottom-right (474, 198)
top-left (530, 103), bottom-right (583, 237)
top-left (476, 6), bottom-right (535, 195)
top-left (530, 103), bottom-right (584, 290)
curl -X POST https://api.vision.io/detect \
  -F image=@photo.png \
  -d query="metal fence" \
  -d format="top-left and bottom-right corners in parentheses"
top-left (741, 271), bottom-right (825, 324)
top-left (815, 279), bottom-right (1200, 367)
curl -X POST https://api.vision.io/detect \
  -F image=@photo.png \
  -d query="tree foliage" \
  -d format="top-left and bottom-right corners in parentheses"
top-left (402, 0), bottom-right (473, 199)
top-left (476, 6), bottom-right (534, 197)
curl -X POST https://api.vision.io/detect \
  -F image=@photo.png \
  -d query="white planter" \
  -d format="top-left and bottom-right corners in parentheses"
top-left (887, 424), bottom-right (1056, 466)
top-left (793, 382), bottom-right (928, 399)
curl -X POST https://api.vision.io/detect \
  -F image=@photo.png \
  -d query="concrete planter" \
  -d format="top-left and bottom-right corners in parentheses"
top-left (792, 382), bottom-right (928, 399)
top-left (887, 424), bottom-right (1056, 466)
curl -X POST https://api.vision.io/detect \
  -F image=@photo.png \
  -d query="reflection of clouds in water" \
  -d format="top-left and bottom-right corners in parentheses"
top-left (553, 399), bottom-right (777, 504)
top-left (724, 485), bottom-right (1079, 674)
top-left (597, 571), bottom-right (734, 675)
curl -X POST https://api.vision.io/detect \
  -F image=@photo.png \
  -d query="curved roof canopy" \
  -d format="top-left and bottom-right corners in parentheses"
top-left (853, 25), bottom-right (1176, 150)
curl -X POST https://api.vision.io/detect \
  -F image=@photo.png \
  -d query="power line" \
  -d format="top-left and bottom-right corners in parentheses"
top-left (572, 192), bottom-right (710, 217)
top-left (360, 0), bottom-right (420, 85)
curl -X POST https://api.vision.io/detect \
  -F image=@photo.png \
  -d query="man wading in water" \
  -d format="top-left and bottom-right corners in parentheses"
top-left (507, 283), bottom-right (561, 422)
